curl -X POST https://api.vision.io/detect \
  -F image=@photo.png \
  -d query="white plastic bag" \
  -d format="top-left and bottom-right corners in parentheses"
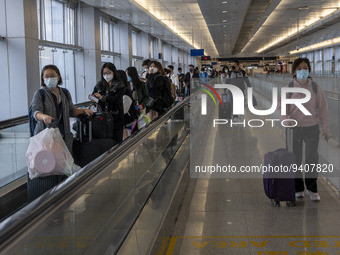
top-left (26, 128), bottom-right (80, 179)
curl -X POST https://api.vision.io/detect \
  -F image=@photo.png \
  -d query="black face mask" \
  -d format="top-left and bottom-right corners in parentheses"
top-left (232, 66), bottom-right (236, 70)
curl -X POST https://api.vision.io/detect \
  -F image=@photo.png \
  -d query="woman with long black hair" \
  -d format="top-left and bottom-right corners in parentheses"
top-left (92, 62), bottom-right (124, 143)
top-left (126, 66), bottom-right (149, 111)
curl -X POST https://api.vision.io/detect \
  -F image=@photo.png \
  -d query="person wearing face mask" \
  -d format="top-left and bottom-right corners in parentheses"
top-left (92, 62), bottom-right (125, 143)
top-left (141, 59), bottom-right (151, 82)
top-left (29, 64), bottom-right (93, 201)
top-left (281, 57), bottom-right (330, 202)
top-left (146, 61), bottom-right (170, 120)
top-left (177, 67), bottom-right (185, 95)
top-left (184, 65), bottom-right (199, 97)
top-left (126, 66), bottom-right (150, 112)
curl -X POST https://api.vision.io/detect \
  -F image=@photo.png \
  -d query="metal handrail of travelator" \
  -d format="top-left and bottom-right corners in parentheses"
top-left (0, 96), bottom-right (190, 254)
top-left (0, 101), bottom-right (92, 130)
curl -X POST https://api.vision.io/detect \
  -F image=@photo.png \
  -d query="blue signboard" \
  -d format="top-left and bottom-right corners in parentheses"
top-left (190, 49), bottom-right (204, 56)
top-left (211, 62), bottom-right (218, 65)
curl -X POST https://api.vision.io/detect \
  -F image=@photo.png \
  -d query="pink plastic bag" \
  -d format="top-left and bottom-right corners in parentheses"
top-left (26, 128), bottom-right (80, 179)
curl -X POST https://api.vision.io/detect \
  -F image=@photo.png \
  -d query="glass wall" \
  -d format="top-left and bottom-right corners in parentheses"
top-left (324, 47), bottom-right (333, 74)
top-left (314, 49), bottom-right (323, 74)
top-left (307, 51), bottom-right (314, 72)
top-left (100, 15), bottom-right (121, 69)
top-left (37, 0), bottom-right (78, 100)
top-left (37, 0), bottom-right (77, 45)
top-left (131, 30), bottom-right (138, 56)
top-left (39, 46), bottom-right (76, 99)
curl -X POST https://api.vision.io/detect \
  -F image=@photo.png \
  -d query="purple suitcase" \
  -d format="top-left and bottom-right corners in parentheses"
top-left (263, 148), bottom-right (296, 207)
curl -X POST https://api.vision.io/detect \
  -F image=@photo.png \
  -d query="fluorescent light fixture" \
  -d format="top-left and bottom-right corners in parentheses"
top-left (255, 8), bottom-right (337, 53)
top-left (222, 11), bottom-right (227, 13)
top-left (289, 36), bottom-right (340, 54)
top-left (129, 0), bottom-right (218, 56)
top-left (241, 0), bottom-right (339, 54)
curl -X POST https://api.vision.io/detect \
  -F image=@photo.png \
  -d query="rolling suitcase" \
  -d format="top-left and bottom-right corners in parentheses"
top-left (263, 128), bottom-right (296, 207)
top-left (73, 115), bottom-right (116, 167)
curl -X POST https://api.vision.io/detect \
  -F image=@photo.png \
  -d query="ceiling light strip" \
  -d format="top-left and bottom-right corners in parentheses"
top-left (256, 8), bottom-right (338, 53)
top-left (129, 0), bottom-right (218, 56)
top-left (289, 36), bottom-right (340, 55)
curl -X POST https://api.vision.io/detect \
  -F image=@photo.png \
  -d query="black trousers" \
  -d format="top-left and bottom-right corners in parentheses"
top-left (292, 125), bottom-right (319, 192)
top-left (114, 126), bottom-right (123, 144)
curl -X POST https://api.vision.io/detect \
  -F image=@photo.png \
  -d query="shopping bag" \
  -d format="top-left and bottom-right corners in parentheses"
top-left (26, 128), bottom-right (80, 179)
top-left (137, 114), bottom-right (152, 129)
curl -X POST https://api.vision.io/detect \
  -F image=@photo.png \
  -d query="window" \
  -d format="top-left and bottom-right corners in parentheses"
top-left (100, 17), bottom-right (110, 51)
top-left (335, 46), bottom-right (340, 72)
top-left (37, 0), bottom-right (77, 45)
top-left (150, 38), bottom-right (154, 59)
top-left (101, 54), bottom-right (121, 70)
top-left (39, 46), bottom-right (76, 102)
top-left (323, 48), bottom-right (332, 74)
top-left (113, 23), bottom-right (120, 53)
top-left (100, 16), bottom-right (120, 55)
top-left (314, 49), bottom-right (323, 73)
top-left (131, 31), bottom-right (138, 56)
top-left (163, 43), bottom-right (171, 62)
top-left (307, 52), bottom-right (314, 72)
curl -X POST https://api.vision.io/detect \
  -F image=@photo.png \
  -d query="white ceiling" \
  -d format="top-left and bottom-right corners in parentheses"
top-left (81, 0), bottom-right (340, 58)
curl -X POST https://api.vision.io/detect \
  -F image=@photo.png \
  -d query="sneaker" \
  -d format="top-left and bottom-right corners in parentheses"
top-left (295, 192), bottom-right (305, 198)
top-left (307, 190), bottom-right (320, 201)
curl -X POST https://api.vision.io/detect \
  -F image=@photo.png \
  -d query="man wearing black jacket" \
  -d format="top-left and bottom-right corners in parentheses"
top-left (184, 65), bottom-right (199, 97)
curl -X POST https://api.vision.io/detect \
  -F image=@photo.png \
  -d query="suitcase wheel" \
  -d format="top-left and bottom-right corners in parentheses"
top-left (286, 200), bottom-right (296, 207)
top-left (271, 198), bottom-right (280, 207)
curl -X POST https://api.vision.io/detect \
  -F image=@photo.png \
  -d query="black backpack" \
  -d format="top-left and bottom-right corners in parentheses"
top-left (28, 88), bottom-right (68, 136)
top-left (158, 76), bottom-right (173, 108)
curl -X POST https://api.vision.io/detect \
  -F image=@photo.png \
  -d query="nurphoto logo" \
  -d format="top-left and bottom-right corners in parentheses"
top-left (200, 84), bottom-right (312, 128)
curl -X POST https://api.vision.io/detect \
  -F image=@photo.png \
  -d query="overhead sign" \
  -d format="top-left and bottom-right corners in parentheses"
top-left (191, 49), bottom-right (204, 56)
top-left (211, 62), bottom-right (218, 65)
top-left (201, 56), bottom-right (211, 61)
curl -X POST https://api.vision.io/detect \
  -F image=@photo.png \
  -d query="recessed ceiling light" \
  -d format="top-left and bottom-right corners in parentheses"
top-left (223, 25), bottom-right (227, 28)
top-left (222, 1), bottom-right (228, 3)
top-left (223, 20), bottom-right (227, 22)
top-left (222, 11), bottom-right (227, 13)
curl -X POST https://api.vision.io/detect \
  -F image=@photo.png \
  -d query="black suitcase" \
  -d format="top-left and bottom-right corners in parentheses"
top-left (27, 175), bottom-right (67, 202)
top-left (73, 115), bottom-right (116, 167)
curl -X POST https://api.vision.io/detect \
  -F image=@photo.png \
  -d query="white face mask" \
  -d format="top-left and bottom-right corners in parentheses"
top-left (44, 78), bottom-right (58, 88)
top-left (104, 74), bottom-right (113, 83)
top-left (153, 67), bottom-right (158, 73)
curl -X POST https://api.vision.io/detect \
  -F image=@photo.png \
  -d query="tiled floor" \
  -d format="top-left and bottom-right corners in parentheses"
top-left (170, 106), bottom-right (340, 255)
